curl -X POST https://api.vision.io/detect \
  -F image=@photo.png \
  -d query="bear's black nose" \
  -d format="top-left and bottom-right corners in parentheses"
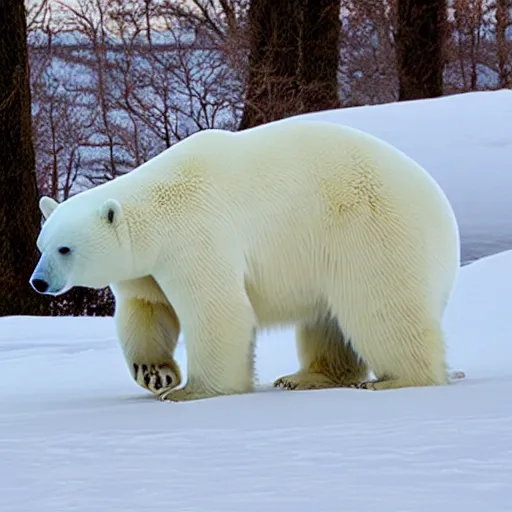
top-left (32, 278), bottom-right (49, 293)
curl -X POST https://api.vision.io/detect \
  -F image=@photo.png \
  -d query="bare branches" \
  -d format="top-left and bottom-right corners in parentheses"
top-left (28, 0), bottom-right (511, 196)
top-left (29, 0), bottom-right (243, 195)
top-left (26, 0), bottom-right (51, 32)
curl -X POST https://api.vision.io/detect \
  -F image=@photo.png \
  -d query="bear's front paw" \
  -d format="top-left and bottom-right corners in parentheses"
top-left (133, 363), bottom-right (181, 394)
top-left (156, 386), bottom-right (217, 403)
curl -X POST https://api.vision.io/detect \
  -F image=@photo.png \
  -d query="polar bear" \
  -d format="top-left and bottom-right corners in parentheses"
top-left (30, 118), bottom-right (460, 402)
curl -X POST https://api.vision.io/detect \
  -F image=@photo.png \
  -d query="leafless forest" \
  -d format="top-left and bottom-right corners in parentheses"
top-left (28, 0), bottom-right (510, 198)
top-left (2, 0), bottom-right (511, 316)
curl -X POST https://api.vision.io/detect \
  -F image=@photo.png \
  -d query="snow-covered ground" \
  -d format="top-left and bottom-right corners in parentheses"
top-left (1, 91), bottom-right (512, 511)
top-left (1, 251), bottom-right (512, 511)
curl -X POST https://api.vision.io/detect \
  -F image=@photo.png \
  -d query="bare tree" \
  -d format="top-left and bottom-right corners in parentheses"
top-left (340, 0), bottom-right (398, 104)
top-left (496, 0), bottom-right (511, 87)
top-left (239, 0), bottom-right (341, 129)
top-left (0, 0), bottom-right (46, 315)
top-left (451, 0), bottom-right (490, 91)
top-left (59, 0), bottom-right (122, 181)
top-left (239, 0), bottom-right (302, 129)
top-left (395, 0), bottom-right (447, 100)
top-left (300, 0), bottom-right (341, 112)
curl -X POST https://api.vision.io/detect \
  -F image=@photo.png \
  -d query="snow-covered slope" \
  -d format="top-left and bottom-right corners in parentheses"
top-left (2, 91), bottom-right (512, 511)
top-left (1, 250), bottom-right (512, 512)
top-left (302, 89), bottom-right (512, 263)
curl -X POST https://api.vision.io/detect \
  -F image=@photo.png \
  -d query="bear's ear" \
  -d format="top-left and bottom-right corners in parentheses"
top-left (99, 199), bottom-right (123, 226)
top-left (39, 196), bottom-right (59, 220)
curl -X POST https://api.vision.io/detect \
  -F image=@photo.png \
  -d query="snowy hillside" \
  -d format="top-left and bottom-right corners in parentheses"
top-left (1, 253), bottom-right (512, 511)
top-left (2, 91), bottom-right (512, 511)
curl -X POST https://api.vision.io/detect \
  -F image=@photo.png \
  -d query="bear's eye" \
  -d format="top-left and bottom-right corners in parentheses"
top-left (58, 246), bottom-right (71, 255)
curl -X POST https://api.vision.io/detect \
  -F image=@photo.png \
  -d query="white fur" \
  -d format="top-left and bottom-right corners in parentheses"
top-left (32, 119), bottom-right (460, 401)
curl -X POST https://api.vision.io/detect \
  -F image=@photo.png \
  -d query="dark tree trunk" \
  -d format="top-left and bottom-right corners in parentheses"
top-left (239, 0), bottom-right (341, 130)
top-left (395, 0), bottom-right (446, 101)
top-left (496, 0), bottom-right (511, 88)
top-left (0, 0), bottom-right (46, 316)
top-left (300, 0), bottom-right (341, 112)
top-left (239, 0), bottom-right (302, 129)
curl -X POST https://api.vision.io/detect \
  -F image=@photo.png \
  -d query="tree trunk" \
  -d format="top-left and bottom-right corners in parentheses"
top-left (0, 0), bottom-right (46, 316)
top-left (300, 0), bottom-right (341, 112)
top-left (395, 0), bottom-right (446, 101)
top-left (496, 0), bottom-right (510, 88)
top-left (239, 0), bottom-right (341, 129)
top-left (239, 0), bottom-right (302, 129)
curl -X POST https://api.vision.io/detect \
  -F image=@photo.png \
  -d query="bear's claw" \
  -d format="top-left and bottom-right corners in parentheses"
top-left (274, 377), bottom-right (299, 390)
top-left (350, 381), bottom-right (376, 390)
top-left (133, 363), bottom-right (179, 394)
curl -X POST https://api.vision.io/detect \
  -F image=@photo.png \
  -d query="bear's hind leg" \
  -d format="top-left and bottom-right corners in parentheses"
top-left (274, 316), bottom-right (368, 391)
top-left (343, 312), bottom-right (448, 391)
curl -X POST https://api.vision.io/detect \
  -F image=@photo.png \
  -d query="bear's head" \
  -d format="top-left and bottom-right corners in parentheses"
top-left (30, 194), bottom-right (135, 295)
